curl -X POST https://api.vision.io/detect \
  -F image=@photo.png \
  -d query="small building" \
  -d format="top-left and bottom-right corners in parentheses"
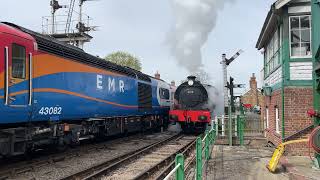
top-left (241, 73), bottom-right (264, 110)
top-left (256, 0), bottom-right (314, 155)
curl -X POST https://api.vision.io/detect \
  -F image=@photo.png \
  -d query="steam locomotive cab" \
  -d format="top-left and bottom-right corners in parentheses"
top-left (169, 76), bottom-right (211, 133)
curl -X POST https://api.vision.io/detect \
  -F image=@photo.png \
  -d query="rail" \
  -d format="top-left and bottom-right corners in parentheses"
top-left (61, 133), bottom-right (181, 180)
top-left (133, 136), bottom-right (196, 180)
top-left (164, 127), bottom-right (217, 180)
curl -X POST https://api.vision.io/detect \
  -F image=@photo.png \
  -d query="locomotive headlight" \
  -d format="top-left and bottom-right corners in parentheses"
top-left (198, 115), bottom-right (208, 121)
top-left (188, 80), bottom-right (194, 86)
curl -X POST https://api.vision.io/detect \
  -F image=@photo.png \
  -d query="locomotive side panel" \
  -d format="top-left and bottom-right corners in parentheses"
top-left (0, 30), bottom-right (34, 124)
top-left (31, 53), bottom-right (139, 121)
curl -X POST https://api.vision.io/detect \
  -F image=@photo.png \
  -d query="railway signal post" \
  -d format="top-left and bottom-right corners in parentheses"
top-left (226, 77), bottom-right (245, 146)
top-left (221, 50), bottom-right (244, 115)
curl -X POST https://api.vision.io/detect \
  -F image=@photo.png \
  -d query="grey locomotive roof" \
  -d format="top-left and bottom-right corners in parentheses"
top-left (2, 22), bottom-right (151, 82)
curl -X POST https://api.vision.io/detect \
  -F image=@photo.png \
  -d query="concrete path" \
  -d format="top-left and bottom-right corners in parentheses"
top-left (280, 156), bottom-right (320, 180)
top-left (205, 145), bottom-right (289, 180)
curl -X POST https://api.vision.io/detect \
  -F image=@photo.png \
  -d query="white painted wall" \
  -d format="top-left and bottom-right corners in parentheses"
top-left (264, 67), bottom-right (282, 86)
top-left (290, 62), bottom-right (312, 80)
top-left (288, 5), bottom-right (311, 14)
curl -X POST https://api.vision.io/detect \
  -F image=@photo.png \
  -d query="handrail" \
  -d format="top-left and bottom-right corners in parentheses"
top-left (165, 127), bottom-right (217, 180)
top-left (283, 124), bottom-right (314, 142)
top-left (163, 163), bottom-right (180, 180)
top-left (28, 53), bottom-right (33, 105)
top-left (5, 46), bottom-right (9, 105)
top-left (196, 127), bottom-right (216, 180)
top-left (202, 133), bottom-right (208, 142)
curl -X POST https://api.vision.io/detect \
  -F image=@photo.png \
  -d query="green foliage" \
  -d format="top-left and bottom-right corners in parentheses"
top-left (105, 51), bottom-right (142, 71)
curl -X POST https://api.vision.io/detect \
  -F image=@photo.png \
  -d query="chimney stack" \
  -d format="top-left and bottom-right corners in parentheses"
top-left (155, 71), bottom-right (160, 79)
top-left (250, 73), bottom-right (257, 89)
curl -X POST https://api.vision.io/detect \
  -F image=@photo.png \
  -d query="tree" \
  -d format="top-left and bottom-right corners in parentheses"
top-left (105, 51), bottom-right (142, 71)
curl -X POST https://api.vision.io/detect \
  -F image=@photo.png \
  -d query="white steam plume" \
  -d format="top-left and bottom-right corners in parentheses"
top-left (168, 0), bottom-right (233, 82)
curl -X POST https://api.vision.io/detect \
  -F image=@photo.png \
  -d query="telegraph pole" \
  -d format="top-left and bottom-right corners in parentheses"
top-left (221, 50), bottom-right (244, 115)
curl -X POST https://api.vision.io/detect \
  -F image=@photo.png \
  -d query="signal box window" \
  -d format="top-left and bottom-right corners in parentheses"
top-left (289, 15), bottom-right (312, 57)
top-left (160, 88), bottom-right (170, 100)
top-left (12, 44), bottom-right (26, 79)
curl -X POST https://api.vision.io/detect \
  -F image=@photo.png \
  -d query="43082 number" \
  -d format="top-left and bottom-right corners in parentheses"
top-left (39, 107), bottom-right (62, 115)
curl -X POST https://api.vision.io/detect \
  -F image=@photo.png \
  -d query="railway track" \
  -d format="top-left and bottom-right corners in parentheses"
top-left (62, 134), bottom-right (197, 180)
top-left (0, 132), bottom-right (175, 180)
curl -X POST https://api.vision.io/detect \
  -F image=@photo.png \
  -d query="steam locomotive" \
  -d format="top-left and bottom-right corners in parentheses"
top-left (169, 76), bottom-right (213, 133)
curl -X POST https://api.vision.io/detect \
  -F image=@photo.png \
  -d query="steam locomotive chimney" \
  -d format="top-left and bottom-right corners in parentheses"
top-left (155, 71), bottom-right (160, 79)
top-left (171, 80), bottom-right (176, 87)
top-left (187, 76), bottom-right (196, 81)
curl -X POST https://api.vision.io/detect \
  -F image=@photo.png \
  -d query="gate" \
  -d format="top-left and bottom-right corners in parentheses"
top-left (243, 112), bottom-right (264, 136)
top-left (213, 111), bottom-right (264, 145)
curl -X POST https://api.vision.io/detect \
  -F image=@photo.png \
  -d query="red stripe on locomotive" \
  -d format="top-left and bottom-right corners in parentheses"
top-left (169, 109), bottom-right (210, 123)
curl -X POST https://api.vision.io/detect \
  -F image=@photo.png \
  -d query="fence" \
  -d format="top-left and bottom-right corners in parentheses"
top-left (164, 127), bottom-right (216, 180)
top-left (164, 107), bottom-right (262, 179)
top-left (213, 113), bottom-right (263, 139)
top-left (243, 112), bottom-right (264, 135)
top-left (213, 115), bottom-right (238, 137)
top-left (212, 115), bottom-right (245, 146)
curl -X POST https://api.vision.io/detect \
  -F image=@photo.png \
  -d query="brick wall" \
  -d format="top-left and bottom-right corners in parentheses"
top-left (263, 89), bottom-right (282, 146)
top-left (284, 87), bottom-right (313, 155)
top-left (262, 87), bottom-right (314, 156)
top-left (242, 89), bottom-right (264, 107)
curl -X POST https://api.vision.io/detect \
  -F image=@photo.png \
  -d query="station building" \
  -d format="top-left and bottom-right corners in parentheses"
top-left (241, 73), bottom-right (264, 110)
top-left (256, 0), bottom-right (314, 155)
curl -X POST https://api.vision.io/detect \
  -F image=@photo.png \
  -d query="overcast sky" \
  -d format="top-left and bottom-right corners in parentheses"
top-left (0, 0), bottom-right (275, 95)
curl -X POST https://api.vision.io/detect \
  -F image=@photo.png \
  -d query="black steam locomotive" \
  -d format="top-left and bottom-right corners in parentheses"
top-left (169, 76), bottom-right (212, 133)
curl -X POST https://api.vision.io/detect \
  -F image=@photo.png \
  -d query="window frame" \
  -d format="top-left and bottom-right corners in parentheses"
top-left (159, 88), bottom-right (170, 100)
top-left (275, 107), bottom-right (280, 134)
top-left (264, 28), bottom-right (281, 78)
top-left (11, 43), bottom-right (27, 79)
top-left (289, 15), bottom-right (312, 58)
top-left (266, 107), bottom-right (269, 129)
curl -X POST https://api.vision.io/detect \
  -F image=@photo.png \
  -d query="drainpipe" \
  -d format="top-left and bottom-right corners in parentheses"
top-left (279, 14), bottom-right (286, 142)
top-left (281, 64), bottom-right (285, 142)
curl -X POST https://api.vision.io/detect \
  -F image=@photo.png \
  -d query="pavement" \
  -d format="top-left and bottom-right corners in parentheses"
top-left (205, 143), bottom-right (320, 180)
top-left (280, 156), bottom-right (320, 180)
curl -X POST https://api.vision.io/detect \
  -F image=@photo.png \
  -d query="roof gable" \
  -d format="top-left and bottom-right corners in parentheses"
top-left (256, 0), bottom-right (310, 49)
top-left (275, 0), bottom-right (292, 9)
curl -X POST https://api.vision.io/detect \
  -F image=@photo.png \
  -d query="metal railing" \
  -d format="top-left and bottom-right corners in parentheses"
top-left (164, 127), bottom-right (217, 180)
top-left (213, 115), bottom-right (245, 146)
top-left (42, 14), bottom-right (92, 35)
top-left (237, 115), bottom-right (245, 146)
top-left (163, 154), bottom-right (184, 180)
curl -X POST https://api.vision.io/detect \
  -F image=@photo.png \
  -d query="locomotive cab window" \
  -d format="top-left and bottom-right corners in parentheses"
top-left (11, 44), bottom-right (26, 79)
top-left (159, 88), bottom-right (170, 100)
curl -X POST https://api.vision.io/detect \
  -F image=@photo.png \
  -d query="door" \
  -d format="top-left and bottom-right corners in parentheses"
top-left (3, 34), bottom-right (33, 123)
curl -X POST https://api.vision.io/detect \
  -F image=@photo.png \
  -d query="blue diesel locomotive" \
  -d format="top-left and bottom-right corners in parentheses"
top-left (0, 22), bottom-right (172, 157)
